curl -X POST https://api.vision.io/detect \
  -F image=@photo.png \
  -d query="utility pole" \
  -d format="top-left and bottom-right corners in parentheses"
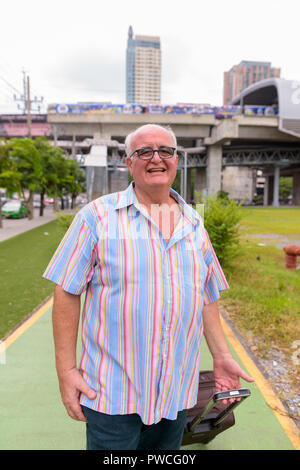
top-left (26, 75), bottom-right (31, 138)
top-left (13, 70), bottom-right (43, 137)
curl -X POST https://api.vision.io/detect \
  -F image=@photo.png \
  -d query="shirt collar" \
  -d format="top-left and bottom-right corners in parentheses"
top-left (115, 182), bottom-right (200, 226)
top-left (115, 182), bottom-right (137, 210)
top-left (169, 187), bottom-right (200, 226)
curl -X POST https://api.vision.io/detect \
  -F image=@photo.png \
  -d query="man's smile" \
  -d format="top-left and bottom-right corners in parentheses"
top-left (147, 168), bottom-right (166, 173)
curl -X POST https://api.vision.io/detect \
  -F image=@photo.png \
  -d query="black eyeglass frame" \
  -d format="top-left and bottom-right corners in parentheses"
top-left (129, 146), bottom-right (177, 160)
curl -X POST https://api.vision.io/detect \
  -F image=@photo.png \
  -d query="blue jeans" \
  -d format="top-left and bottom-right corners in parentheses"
top-left (81, 406), bottom-right (187, 450)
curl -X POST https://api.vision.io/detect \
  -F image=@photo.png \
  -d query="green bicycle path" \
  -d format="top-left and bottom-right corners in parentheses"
top-left (0, 303), bottom-right (295, 450)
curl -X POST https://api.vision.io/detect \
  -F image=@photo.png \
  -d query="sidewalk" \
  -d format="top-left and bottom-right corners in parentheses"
top-left (0, 209), bottom-right (57, 242)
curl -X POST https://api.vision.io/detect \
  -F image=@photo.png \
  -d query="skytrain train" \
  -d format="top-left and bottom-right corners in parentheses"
top-left (48, 102), bottom-right (278, 118)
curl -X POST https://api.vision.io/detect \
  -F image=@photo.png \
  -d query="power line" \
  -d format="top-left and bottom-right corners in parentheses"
top-left (0, 74), bottom-right (22, 95)
top-left (0, 87), bottom-right (15, 100)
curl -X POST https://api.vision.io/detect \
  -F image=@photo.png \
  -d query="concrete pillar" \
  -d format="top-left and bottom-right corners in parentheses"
top-left (180, 152), bottom-right (188, 200)
top-left (186, 168), bottom-right (194, 203)
top-left (263, 176), bottom-right (270, 206)
top-left (292, 172), bottom-right (300, 205)
top-left (273, 166), bottom-right (280, 207)
top-left (206, 144), bottom-right (222, 194)
top-left (88, 133), bottom-right (111, 200)
top-left (189, 139), bottom-right (205, 202)
top-left (266, 175), bottom-right (274, 206)
top-left (109, 168), bottom-right (129, 193)
top-left (222, 167), bottom-right (255, 203)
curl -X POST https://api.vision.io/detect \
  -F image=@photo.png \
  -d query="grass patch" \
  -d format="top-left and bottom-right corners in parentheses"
top-left (239, 207), bottom-right (300, 235)
top-left (0, 220), bottom-right (63, 339)
top-left (221, 207), bottom-right (300, 353)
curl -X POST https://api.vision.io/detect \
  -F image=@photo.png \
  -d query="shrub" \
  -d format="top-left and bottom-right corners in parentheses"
top-left (195, 191), bottom-right (244, 268)
top-left (55, 211), bottom-right (76, 235)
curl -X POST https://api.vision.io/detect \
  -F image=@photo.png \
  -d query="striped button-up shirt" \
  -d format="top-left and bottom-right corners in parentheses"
top-left (43, 183), bottom-right (229, 425)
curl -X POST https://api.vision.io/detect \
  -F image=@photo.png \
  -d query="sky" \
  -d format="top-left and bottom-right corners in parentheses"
top-left (0, 0), bottom-right (299, 113)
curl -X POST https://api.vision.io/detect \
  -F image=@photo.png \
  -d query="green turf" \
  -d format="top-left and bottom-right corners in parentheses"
top-left (222, 240), bottom-right (300, 351)
top-left (0, 220), bottom-right (63, 339)
top-left (222, 207), bottom-right (300, 352)
top-left (239, 207), bottom-right (300, 235)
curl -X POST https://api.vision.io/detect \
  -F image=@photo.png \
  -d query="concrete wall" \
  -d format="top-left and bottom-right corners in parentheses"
top-left (109, 168), bottom-right (130, 194)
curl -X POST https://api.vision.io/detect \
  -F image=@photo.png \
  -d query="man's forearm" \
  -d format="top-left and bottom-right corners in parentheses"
top-left (202, 301), bottom-right (231, 358)
top-left (52, 285), bottom-right (81, 376)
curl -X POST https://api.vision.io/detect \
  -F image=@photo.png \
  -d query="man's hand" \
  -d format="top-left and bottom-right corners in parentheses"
top-left (213, 353), bottom-right (254, 404)
top-left (58, 367), bottom-right (97, 422)
top-left (52, 286), bottom-right (97, 422)
top-left (202, 301), bottom-right (254, 404)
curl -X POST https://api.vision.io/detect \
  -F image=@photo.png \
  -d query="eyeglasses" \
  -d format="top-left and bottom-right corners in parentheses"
top-left (130, 146), bottom-right (176, 160)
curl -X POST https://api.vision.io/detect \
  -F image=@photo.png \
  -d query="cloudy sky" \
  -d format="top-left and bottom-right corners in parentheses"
top-left (0, 0), bottom-right (299, 113)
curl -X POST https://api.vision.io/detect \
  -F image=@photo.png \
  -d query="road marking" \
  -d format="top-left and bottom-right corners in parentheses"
top-left (2, 297), bottom-right (53, 351)
top-left (220, 314), bottom-right (300, 450)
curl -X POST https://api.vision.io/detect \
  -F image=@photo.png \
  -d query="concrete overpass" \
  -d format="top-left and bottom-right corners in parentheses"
top-left (48, 95), bottom-right (300, 205)
top-left (231, 78), bottom-right (300, 205)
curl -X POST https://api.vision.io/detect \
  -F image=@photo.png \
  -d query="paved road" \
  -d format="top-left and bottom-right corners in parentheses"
top-left (0, 208), bottom-right (57, 242)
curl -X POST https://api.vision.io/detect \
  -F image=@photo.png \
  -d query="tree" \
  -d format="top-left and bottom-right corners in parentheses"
top-left (34, 137), bottom-right (61, 216)
top-left (53, 151), bottom-right (72, 210)
top-left (64, 159), bottom-right (85, 209)
top-left (0, 139), bottom-right (22, 228)
top-left (35, 138), bottom-right (85, 213)
top-left (279, 177), bottom-right (293, 202)
top-left (8, 138), bottom-right (42, 220)
top-left (2, 137), bottom-right (85, 222)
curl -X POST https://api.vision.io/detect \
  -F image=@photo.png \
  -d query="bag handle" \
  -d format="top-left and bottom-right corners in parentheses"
top-left (189, 388), bottom-right (251, 432)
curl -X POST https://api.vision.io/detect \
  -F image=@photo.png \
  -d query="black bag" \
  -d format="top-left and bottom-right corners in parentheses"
top-left (182, 370), bottom-right (251, 446)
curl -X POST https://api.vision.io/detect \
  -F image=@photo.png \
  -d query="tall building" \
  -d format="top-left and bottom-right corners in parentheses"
top-left (223, 60), bottom-right (281, 105)
top-left (126, 26), bottom-right (161, 104)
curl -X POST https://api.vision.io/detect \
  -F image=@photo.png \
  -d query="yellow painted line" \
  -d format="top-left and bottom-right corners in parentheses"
top-left (2, 297), bottom-right (53, 351)
top-left (220, 314), bottom-right (300, 450)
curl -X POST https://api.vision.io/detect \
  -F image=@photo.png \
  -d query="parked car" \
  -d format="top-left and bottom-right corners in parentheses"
top-left (44, 197), bottom-right (54, 205)
top-left (1, 200), bottom-right (28, 219)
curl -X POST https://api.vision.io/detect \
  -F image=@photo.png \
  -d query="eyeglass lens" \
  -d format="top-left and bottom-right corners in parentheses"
top-left (137, 147), bottom-right (175, 159)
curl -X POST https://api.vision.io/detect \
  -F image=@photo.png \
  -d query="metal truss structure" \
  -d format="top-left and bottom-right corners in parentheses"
top-left (222, 148), bottom-right (300, 167)
top-left (107, 148), bottom-right (300, 169)
top-left (78, 144), bottom-right (300, 170)
top-left (106, 150), bottom-right (208, 169)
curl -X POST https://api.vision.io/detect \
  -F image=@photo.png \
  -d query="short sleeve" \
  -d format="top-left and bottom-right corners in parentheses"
top-left (202, 229), bottom-right (229, 305)
top-left (43, 213), bottom-right (97, 295)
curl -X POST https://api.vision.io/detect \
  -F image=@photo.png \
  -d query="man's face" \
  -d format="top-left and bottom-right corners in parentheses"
top-left (125, 127), bottom-right (178, 193)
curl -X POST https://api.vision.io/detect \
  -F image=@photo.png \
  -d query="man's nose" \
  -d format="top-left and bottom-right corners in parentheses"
top-left (151, 149), bottom-right (163, 161)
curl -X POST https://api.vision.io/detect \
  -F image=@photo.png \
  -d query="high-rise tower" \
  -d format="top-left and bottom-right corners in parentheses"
top-left (223, 60), bottom-right (281, 105)
top-left (126, 26), bottom-right (161, 104)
